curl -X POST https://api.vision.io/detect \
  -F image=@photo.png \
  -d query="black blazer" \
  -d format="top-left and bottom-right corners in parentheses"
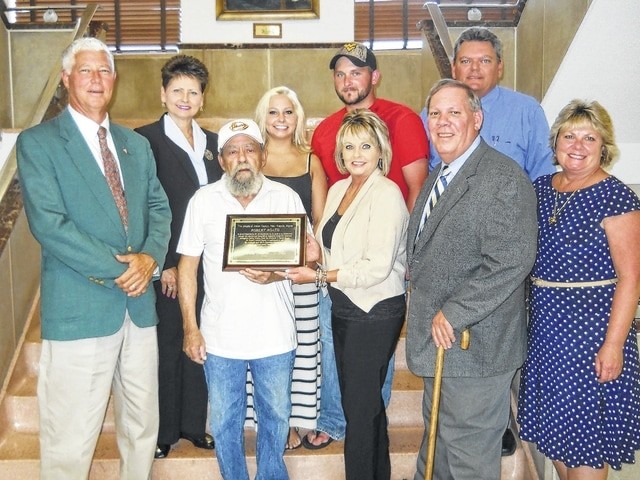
top-left (136, 115), bottom-right (223, 271)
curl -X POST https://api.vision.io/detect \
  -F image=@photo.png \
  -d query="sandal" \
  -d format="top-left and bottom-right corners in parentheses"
top-left (285, 427), bottom-right (302, 450)
top-left (301, 430), bottom-right (334, 450)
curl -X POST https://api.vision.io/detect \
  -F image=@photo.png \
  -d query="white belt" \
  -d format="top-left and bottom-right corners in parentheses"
top-left (530, 276), bottom-right (618, 288)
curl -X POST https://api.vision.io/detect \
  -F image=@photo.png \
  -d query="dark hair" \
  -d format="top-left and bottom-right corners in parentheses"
top-left (453, 27), bottom-right (503, 63)
top-left (161, 55), bottom-right (209, 92)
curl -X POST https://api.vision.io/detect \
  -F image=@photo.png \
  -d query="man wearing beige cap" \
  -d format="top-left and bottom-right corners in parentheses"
top-left (177, 119), bottom-right (316, 479)
top-left (303, 42), bottom-right (429, 450)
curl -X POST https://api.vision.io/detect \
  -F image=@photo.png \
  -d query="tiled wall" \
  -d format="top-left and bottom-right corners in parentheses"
top-left (0, 211), bottom-right (40, 387)
top-left (3, 30), bottom-right (75, 129)
top-left (109, 48), bottom-right (426, 125)
top-left (0, 21), bottom-right (10, 128)
top-left (517, 0), bottom-right (592, 100)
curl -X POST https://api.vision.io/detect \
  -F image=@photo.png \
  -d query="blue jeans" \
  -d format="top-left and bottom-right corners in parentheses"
top-left (317, 291), bottom-right (394, 440)
top-left (204, 350), bottom-right (295, 480)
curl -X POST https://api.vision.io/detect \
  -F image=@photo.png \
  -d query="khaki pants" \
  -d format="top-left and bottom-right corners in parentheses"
top-left (38, 315), bottom-right (159, 480)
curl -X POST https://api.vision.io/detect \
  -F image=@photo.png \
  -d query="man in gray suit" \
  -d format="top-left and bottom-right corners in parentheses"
top-left (406, 79), bottom-right (537, 479)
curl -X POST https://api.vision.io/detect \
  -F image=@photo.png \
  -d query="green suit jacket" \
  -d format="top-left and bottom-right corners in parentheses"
top-left (17, 109), bottom-right (171, 341)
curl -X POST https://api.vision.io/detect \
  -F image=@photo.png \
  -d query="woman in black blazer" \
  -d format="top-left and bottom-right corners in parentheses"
top-left (135, 55), bottom-right (223, 458)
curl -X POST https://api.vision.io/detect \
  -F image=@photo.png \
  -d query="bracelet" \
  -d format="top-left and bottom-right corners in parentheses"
top-left (315, 266), bottom-right (328, 288)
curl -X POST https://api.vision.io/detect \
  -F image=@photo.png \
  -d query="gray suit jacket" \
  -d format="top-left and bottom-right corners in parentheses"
top-left (406, 139), bottom-right (537, 378)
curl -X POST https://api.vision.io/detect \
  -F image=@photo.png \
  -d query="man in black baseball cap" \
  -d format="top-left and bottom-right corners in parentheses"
top-left (329, 42), bottom-right (378, 70)
top-left (301, 41), bottom-right (429, 455)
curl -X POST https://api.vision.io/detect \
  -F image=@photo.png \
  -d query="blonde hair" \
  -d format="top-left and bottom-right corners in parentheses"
top-left (334, 109), bottom-right (392, 176)
top-left (254, 86), bottom-right (310, 152)
top-left (550, 99), bottom-right (619, 167)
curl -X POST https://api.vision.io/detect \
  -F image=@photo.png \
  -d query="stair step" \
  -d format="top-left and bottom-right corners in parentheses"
top-left (0, 313), bottom-right (537, 480)
top-left (1, 369), bottom-right (423, 433)
top-left (0, 427), bottom-right (532, 480)
top-left (8, 335), bottom-right (411, 383)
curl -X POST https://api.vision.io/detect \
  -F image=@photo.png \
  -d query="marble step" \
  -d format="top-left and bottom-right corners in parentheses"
top-left (0, 426), bottom-right (534, 480)
top-left (0, 314), bottom-right (537, 480)
top-left (1, 368), bottom-right (424, 433)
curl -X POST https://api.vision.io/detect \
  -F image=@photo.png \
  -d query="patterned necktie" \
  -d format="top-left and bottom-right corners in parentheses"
top-left (97, 127), bottom-right (128, 229)
top-left (416, 164), bottom-right (450, 240)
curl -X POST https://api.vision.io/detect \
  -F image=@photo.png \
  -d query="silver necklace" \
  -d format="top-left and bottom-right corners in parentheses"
top-left (549, 171), bottom-right (600, 226)
top-left (549, 189), bottom-right (579, 225)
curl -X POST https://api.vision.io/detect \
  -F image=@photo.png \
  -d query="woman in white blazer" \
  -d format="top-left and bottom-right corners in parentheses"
top-left (283, 109), bottom-right (408, 479)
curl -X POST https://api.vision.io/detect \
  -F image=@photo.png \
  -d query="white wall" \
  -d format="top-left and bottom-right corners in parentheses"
top-left (541, 0), bottom-right (640, 184)
top-left (180, 0), bottom-right (354, 44)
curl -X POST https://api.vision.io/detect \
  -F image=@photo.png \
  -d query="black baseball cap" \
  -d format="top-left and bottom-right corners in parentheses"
top-left (329, 43), bottom-right (377, 70)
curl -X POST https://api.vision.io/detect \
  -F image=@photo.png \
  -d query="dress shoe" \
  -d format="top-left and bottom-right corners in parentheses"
top-left (501, 428), bottom-right (516, 456)
top-left (155, 443), bottom-right (170, 459)
top-left (180, 432), bottom-right (215, 450)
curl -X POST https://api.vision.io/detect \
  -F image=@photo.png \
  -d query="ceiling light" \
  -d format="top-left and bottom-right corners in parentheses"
top-left (43, 8), bottom-right (58, 23)
top-left (467, 7), bottom-right (482, 22)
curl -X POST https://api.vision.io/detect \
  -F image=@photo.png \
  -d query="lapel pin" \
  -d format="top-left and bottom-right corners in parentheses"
top-left (204, 149), bottom-right (214, 161)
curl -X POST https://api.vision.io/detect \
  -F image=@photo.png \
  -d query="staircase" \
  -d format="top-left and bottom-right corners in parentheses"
top-left (0, 299), bottom-right (537, 479)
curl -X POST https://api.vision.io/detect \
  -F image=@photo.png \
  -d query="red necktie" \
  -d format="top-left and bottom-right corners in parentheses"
top-left (97, 127), bottom-right (128, 229)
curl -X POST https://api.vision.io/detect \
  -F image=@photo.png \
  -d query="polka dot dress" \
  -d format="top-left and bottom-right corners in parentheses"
top-left (517, 174), bottom-right (640, 470)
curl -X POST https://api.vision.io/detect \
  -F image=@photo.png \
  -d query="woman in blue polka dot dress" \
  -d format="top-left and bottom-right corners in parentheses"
top-left (517, 99), bottom-right (640, 479)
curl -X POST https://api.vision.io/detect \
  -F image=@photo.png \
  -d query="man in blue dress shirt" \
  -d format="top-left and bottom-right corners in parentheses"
top-left (422, 27), bottom-right (556, 182)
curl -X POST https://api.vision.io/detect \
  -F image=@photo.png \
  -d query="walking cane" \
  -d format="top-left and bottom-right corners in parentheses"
top-left (424, 329), bottom-right (471, 480)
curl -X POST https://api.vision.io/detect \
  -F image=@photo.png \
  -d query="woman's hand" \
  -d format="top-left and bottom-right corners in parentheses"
top-left (305, 234), bottom-right (321, 264)
top-left (594, 342), bottom-right (624, 383)
top-left (160, 267), bottom-right (178, 298)
top-left (275, 266), bottom-right (317, 285)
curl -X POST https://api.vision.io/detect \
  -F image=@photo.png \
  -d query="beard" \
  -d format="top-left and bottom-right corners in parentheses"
top-left (225, 164), bottom-right (263, 197)
top-left (336, 84), bottom-right (372, 106)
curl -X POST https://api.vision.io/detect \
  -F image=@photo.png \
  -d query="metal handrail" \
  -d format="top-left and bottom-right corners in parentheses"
top-left (423, 1), bottom-right (521, 7)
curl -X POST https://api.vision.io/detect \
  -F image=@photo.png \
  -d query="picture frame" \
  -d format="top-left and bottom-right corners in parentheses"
top-left (216, 0), bottom-right (320, 21)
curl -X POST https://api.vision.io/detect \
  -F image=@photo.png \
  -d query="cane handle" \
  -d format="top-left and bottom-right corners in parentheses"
top-left (460, 329), bottom-right (470, 350)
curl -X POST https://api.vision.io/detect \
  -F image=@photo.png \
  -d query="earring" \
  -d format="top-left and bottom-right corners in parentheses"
top-left (378, 158), bottom-right (383, 169)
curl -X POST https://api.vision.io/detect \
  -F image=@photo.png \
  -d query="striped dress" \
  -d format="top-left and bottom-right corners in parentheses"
top-left (245, 155), bottom-right (321, 429)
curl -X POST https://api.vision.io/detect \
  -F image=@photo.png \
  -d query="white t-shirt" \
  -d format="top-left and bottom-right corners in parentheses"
top-left (177, 175), bottom-right (306, 359)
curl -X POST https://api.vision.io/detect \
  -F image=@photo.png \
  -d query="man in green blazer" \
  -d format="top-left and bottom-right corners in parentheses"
top-left (17, 37), bottom-right (170, 479)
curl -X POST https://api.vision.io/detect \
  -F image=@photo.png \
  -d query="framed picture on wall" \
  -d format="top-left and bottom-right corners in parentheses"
top-left (216, 0), bottom-right (320, 21)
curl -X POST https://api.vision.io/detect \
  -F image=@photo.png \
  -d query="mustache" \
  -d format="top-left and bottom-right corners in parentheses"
top-left (225, 164), bottom-right (263, 197)
top-left (230, 163), bottom-right (258, 177)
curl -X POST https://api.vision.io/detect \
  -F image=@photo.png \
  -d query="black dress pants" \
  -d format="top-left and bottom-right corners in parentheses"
top-left (330, 288), bottom-right (405, 480)
top-left (154, 280), bottom-right (208, 444)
